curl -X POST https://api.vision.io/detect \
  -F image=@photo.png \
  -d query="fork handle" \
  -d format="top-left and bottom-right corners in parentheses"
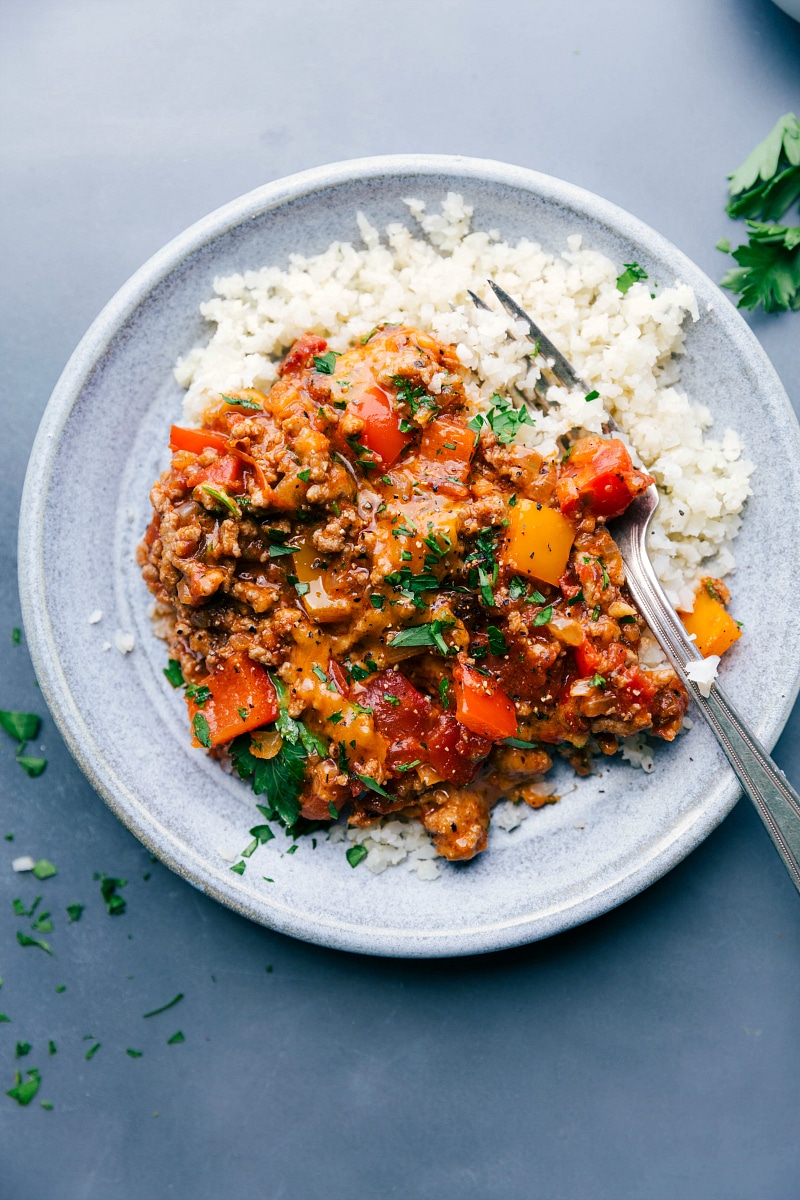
top-left (623, 535), bottom-right (800, 893)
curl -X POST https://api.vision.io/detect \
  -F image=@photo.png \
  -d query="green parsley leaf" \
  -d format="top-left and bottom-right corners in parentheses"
top-left (15, 1041), bottom-right (31, 1058)
top-left (192, 712), bottom-right (212, 748)
top-left (31, 912), bottom-right (53, 933)
top-left (6, 1068), bottom-right (41, 1106)
top-left (328, 711), bottom-right (344, 724)
top-left (313, 351), bottom-right (340, 375)
top-left (467, 413), bottom-right (485, 433)
top-left (351, 702), bottom-right (373, 716)
top-left (0, 710), bottom-right (40, 743)
top-left (16, 931), bottom-right (52, 954)
top-left (508, 576), bottom-right (527, 601)
top-left (143, 993), bottom-right (184, 1019)
top-left (221, 392), bottom-right (262, 410)
top-left (726, 113), bottom-right (800, 220)
top-left (439, 678), bottom-right (450, 710)
top-left (328, 801), bottom-right (339, 819)
top-left (167, 1031), bottom-right (185, 1045)
top-left (484, 393), bottom-right (535, 443)
top-left (240, 839), bottom-right (258, 858)
top-left (356, 774), bottom-right (391, 798)
top-left (590, 674), bottom-right (607, 689)
top-left (616, 263), bottom-right (648, 294)
top-left (486, 626), bottom-right (508, 656)
top-left (85, 1042), bottom-right (101, 1060)
top-left (389, 620), bottom-right (453, 655)
top-left (502, 736), bottom-right (538, 749)
top-left (200, 484), bottom-right (241, 517)
top-left (346, 844), bottom-right (368, 868)
top-left (508, 494), bottom-right (517, 507)
top-left (17, 756), bottom-right (46, 777)
top-left (369, 594), bottom-right (385, 610)
top-left (396, 760), bottom-right (421, 771)
top-left (55, 985), bottom-right (66, 993)
top-left (185, 683), bottom-right (211, 707)
top-left (12, 627), bottom-right (21, 645)
top-left (585, 389), bottom-right (600, 402)
top-left (297, 469), bottom-right (311, 482)
top-left (99, 875), bottom-right (127, 916)
top-left (48, 1040), bottom-right (57, 1055)
top-left (31, 859), bottom-right (56, 881)
top-left (294, 581), bottom-right (310, 596)
top-left (312, 665), bottom-right (329, 684)
top-left (716, 237), bottom-right (732, 254)
top-left (720, 221), bottom-right (800, 312)
top-left (126, 1049), bottom-right (143, 1058)
top-left (268, 543), bottom-right (296, 557)
top-left (0, 1014), bottom-right (9, 1024)
top-left (163, 659), bottom-right (184, 688)
top-left (249, 824), bottom-right (275, 844)
top-left (533, 605), bottom-right (553, 626)
top-left (230, 861), bottom-right (246, 875)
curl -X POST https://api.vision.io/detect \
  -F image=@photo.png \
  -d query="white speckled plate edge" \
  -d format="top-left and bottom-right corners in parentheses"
top-left (18, 154), bottom-right (800, 957)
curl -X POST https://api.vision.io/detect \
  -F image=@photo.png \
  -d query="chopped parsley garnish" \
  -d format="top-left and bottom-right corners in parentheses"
top-left (85, 1042), bottom-right (101, 1060)
top-left (502, 737), bottom-right (538, 750)
top-left (585, 389), bottom-right (600, 402)
top-left (439, 678), bottom-right (450, 710)
top-left (369, 594), bottom-right (385, 610)
top-left (192, 712), bottom-right (212, 748)
top-left (592, 606), bottom-right (600, 621)
top-left (312, 665), bottom-right (329, 684)
top-left (389, 620), bottom-right (453, 656)
top-left (392, 375), bottom-right (438, 419)
top-left (566, 590), bottom-right (584, 606)
top-left (508, 576), bottom-right (527, 600)
top-left (590, 674), bottom-right (607, 689)
top-left (356, 774), bottom-right (391, 798)
top-left (66, 903), bottom-right (84, 923)
top-left (268, 543), bottom-right (296, 557)
top-left (237, 706), bottom-right (249, 721)
top-left (482, 393), bottom-right (535, 443)
top-left (11, 627), bottom-right (21, 645)
top-left (616, 263), bottom-right (648, 294)
top-left (167, 1031), bottom-right (185, 1045)
top-left (297, 469), bottom-right (311, 482)
top-left (313, 351), bottom-right (340, 375)
top-left (508, 494), bottom-right (517, 507)
top-left (126, 1049), bottom-right (143, 1058)
top-left (618, 614), bottom-right (637, 624)
top-left (98, 875), bottom-right (127, 916)
top-left (396, 760), bottom-right (421, 771)
top-left (294, 581), bottom-right (310, 596)
top-left (143, 993), bottom-right (184, 1019)
top-left (230, 861), bottom-right (246, 875)
top-left (384, 567), bottom-right (438, 607)
top-left (351, 702), bottom-right (373, 716)
top-left (163, 659), bottom-right (184, 688)
top-left (16, 931), bottom-right (52, 954)
top-left (201, 485), bottom-right (241, 517)
top-left (422, 527), bottom-right (452, 564)
top-left (328, 711), bottom-right (344, 724)
top-left (533, 605), bottom-right (553, 626)
top-left (31, 859), bottom-right (56, 880)
top-left (48, 1041), bottom-right (57, 1055)
top-left (486, 626), bottom-right (508, 656)
top-left (186, 683), bottom-right (211, 708)
top-left (15, 1042), bottom-right (31, 1059)
top-left (0, 710), bottom-right (40, 744)
top-left (346, 844), bottom-right (368, 868)
top-left (598, 559), bottom-right (610, 588)
top-left (221, 392), bottom-right (262, 410)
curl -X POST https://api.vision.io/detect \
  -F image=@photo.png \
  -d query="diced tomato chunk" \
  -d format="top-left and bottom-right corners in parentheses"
top-left (359, 669), bottom-right (431, 738)
top-left (426, 713), bottom-right (493, 787)
top-left (573, 638), bottom-right (629, 679)
top-left (188, 652), bottom-right (278, 748)
top-left (279, 334), bottom-right (329, 377)
top-left (557, 437), bottom-right (652, 519)
top-left (348, 385), bottom-right (413, 468)
top-left (186, 453), bottom-right (243, 490)
top-left (453, 664), bottom-right (518, 741)
top-left (170, 425), bottom-right (229, 455)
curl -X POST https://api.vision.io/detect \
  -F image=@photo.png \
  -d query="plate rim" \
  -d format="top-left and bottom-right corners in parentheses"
top-left (18, 153), bottom-right (800, 957)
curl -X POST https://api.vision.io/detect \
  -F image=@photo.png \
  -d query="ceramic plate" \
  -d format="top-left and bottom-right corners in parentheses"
top-left (18, 155), bottom-right (800, 957)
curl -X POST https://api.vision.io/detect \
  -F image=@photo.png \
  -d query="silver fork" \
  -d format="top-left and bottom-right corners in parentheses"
top-left (484, 280), bottom-right (800, 894)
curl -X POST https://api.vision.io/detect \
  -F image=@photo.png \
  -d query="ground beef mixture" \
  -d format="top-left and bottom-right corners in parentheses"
top-left (139, 326), bottom-right (689, 862)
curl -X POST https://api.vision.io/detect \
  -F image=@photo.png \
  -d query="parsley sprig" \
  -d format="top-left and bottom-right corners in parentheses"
top-left (719, 113), bottom-right (800, 312)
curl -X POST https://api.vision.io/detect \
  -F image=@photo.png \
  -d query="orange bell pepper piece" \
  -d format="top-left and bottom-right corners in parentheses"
top-left (453, 663), bottom-right (517, 741)
top-left (413, 416), bottom-right (476, 495)
top-left (681, 584), bottom-right (741, 658)
top-left (503, 498), bottom-right (576, 587)
top-left (188, 652), bottom-right (278, 747)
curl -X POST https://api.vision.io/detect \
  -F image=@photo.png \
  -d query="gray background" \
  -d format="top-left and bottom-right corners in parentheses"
top-left (1, 1), bottom-right (799, 1196)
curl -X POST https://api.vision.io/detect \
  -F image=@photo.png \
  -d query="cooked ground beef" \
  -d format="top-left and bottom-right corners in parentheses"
top-left (139, 325), bottom-right (689, 861)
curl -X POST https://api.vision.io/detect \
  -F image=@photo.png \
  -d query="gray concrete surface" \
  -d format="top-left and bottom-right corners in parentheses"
top-left (1, 1), bottom-right (800, 1196)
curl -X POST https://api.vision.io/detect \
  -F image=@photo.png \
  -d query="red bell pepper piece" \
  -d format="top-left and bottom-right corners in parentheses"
top-left (348, 386), bottom-right (413, 468)
top-left (359, 669), bottom-right (431, 737)
top-left (169, 425), bottom-right (229, 456)
top-left (557, 437), bottom-right (652, 519)
top-left (426, 713), bottom-right (493, 787)
top-left (186, 454), bottom-right (243, 491)
top-left (188, 652), bottom-right (278, 748)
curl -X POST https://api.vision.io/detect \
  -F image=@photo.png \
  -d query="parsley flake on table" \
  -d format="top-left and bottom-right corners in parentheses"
top-left (6, 1068), bottom-right (41, 1106)
top-left (11, 627), bottom-right (21, 646)
top-left (32, 859), bottom-right (57, 880)
top-left (98, 875), bottom-right (127, 915)
top-left (167, 1031), bottom-right (185, 1045)
top-left (17, 756), bottom-right (47, 777)
top-left (15, 1041), bottom-right (31, 1059)
top-left (0, 710), bottom-right (40, 744)
top-left (85, 1042), bottom-right (101, 1060)
top-left (16, 931), bottom-right (52, 955)
top-left (143, 992), bottom-right (184, 1019)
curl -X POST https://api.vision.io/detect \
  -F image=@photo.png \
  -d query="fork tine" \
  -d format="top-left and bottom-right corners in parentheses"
top-left (467, 288), bottom-right (491, 311)
top-left (487, 279), bottom-right (588, 393)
